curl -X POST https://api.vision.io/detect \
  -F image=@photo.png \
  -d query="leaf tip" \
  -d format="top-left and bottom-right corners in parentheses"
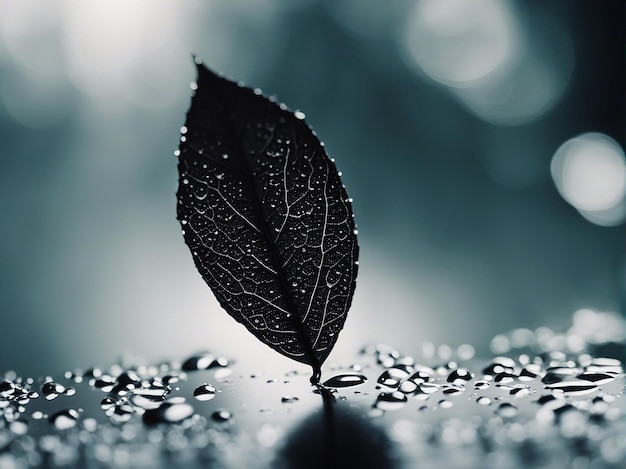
top-left (191, 57), bottom-right (224, 87)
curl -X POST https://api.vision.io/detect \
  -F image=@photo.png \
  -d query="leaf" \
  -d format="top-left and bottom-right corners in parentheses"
top-left (176, 60), bottom-right (359, 383)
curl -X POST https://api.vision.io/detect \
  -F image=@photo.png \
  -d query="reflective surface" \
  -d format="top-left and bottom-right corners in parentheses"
top-left (0, 310), bottom-right (624, 468)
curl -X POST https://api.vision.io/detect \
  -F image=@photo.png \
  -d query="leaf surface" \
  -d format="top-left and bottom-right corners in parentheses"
top-left (176, 61), bottom-right (359, 382)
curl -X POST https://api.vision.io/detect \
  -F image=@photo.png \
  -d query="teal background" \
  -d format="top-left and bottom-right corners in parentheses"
top-left (0, 0), bottom-right (623, 377)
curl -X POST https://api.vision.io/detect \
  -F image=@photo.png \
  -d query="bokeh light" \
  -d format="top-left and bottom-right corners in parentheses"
top-left (451, 10), bottom-right (573, 126)
top-left (61, 0), bottom-right (195, 109)
top-left (0, 0), bottom-right (75, 128)
top-left (402, 0), bottom-right (520, 87)
top-left (401, 0), bottom-right (574, 126)
top-left (551, 132), bottom-right (626, 226)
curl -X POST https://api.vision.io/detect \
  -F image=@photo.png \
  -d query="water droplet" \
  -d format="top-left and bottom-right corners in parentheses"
top-left (447, 368), bottom-right (473, 383)
top-left (545, 380), bottom-right (599, 396)
top-left (0, 381), bottom-right (15, 397)
top-left (180, 126), bottom-right (188, 134)
top-left (483, 357), bottom-right (516, 375)
top-left (442, 386), bottom-right (464, 396)
top-left (576, 372), bottom-right (616, 385)
top-left (395, 356), bottom-right (416, 367)
top-left (519, 367), bottom-right (539, 381)
top-left (162, 375), bottom-right (180, 386)
top-left (399, 380), bottom-right (418, 394)
top-left (294, 111), bottom-right (305, 120)
top-left (477, 396), bottom-right (492, 406)
top-left (222, 153), bottom-right (229, 159)
top-left (9, 420), bottom-right (28, 435)
top-left (510, 387), bottom-right (531, 399)
top-left (496, 403), bottom-right (517, 418)
top-left (49, 409), bottom-right (80, 430)
top-left (374, 392), bottom-right (407, 411)
top-left (193, 384), bottom-right (216, 401)
top-left (129, 388), bottom-right (166, 410)
top-left (281, 396), bottom-right (299, 404)
top-left (537, 394), bottom-right (559, 406)
top-left (541, 372), bottom-right (564, 384)
top-left (546, 366), bottom-right (580, 377)
top-left (91, 375), bottom-right (116, 392)
top-left (377, 368), bottom-right (409, 388)
top-left (474, 380), bottom-right (490, 390)
top-left (589, 357), bottom-right (621, 367)
top-left (408, 370), bottom-right (432, 384)
top-left (181, 353), bottom-right (223, 371)
top-left (105, 403), bottom-right (134, 424)
top-left (118, 370), bottom-right (142, 388)
top-left (438, 399), bottom-right (453, 409)
top-left (211, 410), bottom-right (233, 422)
top-left (323, 374), bottom-right (367, 388)
top-left (42, 382), bottom-right (66, 400)
top-left (143, 402), bottom-right (194, 425)
top-left (417, 383), bottom-right (440, 395)
top-left (15, 394), bottom-right (30, 405)
top-left (100, 397), bottom-right (115, 410)
top-left (494, 372), bottom-right (516, 384)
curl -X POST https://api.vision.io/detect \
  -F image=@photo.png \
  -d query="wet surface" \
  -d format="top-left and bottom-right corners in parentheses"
top-left (1, 309), bottom-right (624, 468)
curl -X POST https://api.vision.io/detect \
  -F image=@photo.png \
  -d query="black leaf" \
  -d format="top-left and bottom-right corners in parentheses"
top-left (176, 60), bottom-right (359, 383)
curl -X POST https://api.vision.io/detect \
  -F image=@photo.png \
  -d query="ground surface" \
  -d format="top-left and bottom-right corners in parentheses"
top-left (1, 309), bottom-right (624, 468)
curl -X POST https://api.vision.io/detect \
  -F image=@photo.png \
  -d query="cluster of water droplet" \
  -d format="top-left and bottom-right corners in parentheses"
top-left (0, 352), bottom-right (241, 467)
top-left (1, 311), bottom-right (623, 468)
top-left (354, 310), bottom-right (625, 468)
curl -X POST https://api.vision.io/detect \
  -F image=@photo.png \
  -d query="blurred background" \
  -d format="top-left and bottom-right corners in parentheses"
top-left (0, 0), bottom-right (624, 377)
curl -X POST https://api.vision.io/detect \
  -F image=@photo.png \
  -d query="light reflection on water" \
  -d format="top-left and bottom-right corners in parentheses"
top-left (0, 309), bottom-right (623, 468)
